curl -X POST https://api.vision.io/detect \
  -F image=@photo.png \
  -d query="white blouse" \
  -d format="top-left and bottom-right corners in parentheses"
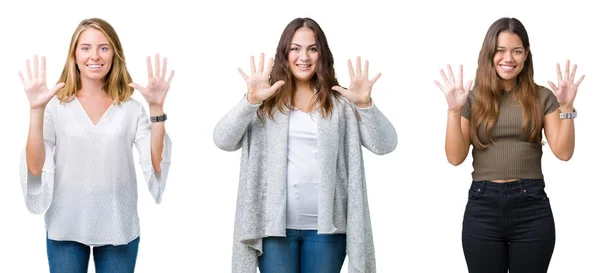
top-left (19, 97), bottom-right (171, 246)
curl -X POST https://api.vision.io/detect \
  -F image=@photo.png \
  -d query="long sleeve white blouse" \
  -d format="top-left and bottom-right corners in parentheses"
top-left (19, 97), bottom-right (172, 246)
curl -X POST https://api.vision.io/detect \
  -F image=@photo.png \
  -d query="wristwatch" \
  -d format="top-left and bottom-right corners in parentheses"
top-left (559, 108), bottom-right (577, 119)
top-left (150, 113), bottom-right (167, 123)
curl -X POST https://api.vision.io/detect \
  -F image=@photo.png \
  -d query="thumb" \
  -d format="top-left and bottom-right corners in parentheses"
top-left (332, 86), bottom-right (348, 96)
top-left (50, 82), bottom-right (65, 94)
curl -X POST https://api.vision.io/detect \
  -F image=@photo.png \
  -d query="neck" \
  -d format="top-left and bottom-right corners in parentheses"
top-left (293, 82), bottom-right (315, 112)
top-left (502, 79), bottom-right (517, 92)
top-left (78, 79), bottom-right (107, 98)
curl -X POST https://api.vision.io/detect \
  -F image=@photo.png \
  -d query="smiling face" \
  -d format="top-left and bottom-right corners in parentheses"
top-left (288, 27), bottom-right (319, 83)
top-left (494, 31), bottom-right (528, 90)
top-left (75, 27), bottom-right (114, 83)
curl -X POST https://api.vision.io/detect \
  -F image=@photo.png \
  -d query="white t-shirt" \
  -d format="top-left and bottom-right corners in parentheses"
top-left (286, 109), bottom-right (319, 230)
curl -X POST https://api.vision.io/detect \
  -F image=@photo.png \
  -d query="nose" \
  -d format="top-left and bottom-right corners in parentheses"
top-left (299, 49), bottom-right (309, 61)
top-left (90, 49), bottom-right (100, 61)
top-left (504, 51), bottom-right (514, 62)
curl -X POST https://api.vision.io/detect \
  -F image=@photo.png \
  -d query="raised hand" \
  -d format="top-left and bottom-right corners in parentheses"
top-left (130, 54), bottom-right (174, 108)
top-left (238, 53), bottom-right (284, 105)
top-left (332, 56), bottom-right (380, 108)
top-left (19, 55), bottom-right (65, 110)
top-left (434, 64), bottom-right (472, 111)
top-left (547, 60), bottom-right (584, 109)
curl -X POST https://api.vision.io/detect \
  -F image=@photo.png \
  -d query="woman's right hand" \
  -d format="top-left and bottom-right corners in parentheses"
top-left (18, 55), bottom-right (64, 110)
top-left (237, 53), bottom-right (284, 105)
top-left (434, 64), bottom-right (472, 111)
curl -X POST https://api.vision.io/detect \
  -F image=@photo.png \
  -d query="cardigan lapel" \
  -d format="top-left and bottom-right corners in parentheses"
top-left (264, 109), bottom-right (290, 235)
top-left (317, 106), bottom-right (341, 233)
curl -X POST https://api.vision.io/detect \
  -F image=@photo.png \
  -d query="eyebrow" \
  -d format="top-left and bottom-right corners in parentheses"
top-left (497, 46), bottom-right (524, 49)
top-left (79, 43), bottom-right (111, 47)
top-left (291, 43), bottom-right (317, 47)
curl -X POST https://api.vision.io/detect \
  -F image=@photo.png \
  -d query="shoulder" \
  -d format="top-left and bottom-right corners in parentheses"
top-left (537, 85), bottom-right (556, 98)
top-left (120, 97), bottom-right (146, 111)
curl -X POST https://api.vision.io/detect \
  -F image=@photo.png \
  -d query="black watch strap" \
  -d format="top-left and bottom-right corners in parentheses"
top-left (150, 113), bottom-right (167, 123)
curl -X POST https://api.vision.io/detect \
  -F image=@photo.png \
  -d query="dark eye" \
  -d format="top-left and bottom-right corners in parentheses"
top-left (514, 50), bottom-right (523, 54)
top-left (291, 47), bottom-right (299, 51)
top-left (496, 49), bottom-right (505, 53)
top-left (309, 47), bottom-right (318, 52)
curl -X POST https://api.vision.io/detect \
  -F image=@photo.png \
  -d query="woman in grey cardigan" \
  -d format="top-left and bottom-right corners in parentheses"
top-left (214, 17), bottom-right (397, 273)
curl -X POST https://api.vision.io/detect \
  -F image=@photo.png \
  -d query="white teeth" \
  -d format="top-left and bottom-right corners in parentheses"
top-left (87, 64), bottom-right (102, 68)
top-left (297, 64), bottom-right (310, 68)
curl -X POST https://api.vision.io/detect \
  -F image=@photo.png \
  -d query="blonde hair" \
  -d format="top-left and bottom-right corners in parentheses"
top-left (57, 18), bottom-right (133, 104)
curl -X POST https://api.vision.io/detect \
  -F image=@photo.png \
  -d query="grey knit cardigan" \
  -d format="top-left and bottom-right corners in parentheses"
top-left (213, 95), bottom-right (397, 272)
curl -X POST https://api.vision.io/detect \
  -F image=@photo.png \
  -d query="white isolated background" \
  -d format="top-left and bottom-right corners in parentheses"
top-left (0, 0), bottom-right (598, 272)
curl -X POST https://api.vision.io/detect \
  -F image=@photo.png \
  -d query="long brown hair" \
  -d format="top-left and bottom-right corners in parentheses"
top-left (57, 18), bottom-right (133, 104)
top-left (471, 17), bottom-right (542, 148)
top-left (258, 17), bottom-right (341, 122)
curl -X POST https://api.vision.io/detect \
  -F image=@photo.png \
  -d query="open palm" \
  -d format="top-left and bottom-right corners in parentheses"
top-left (434, 64), bottom-right (472, 111)
top-left (238, 53), bottom-right (284, 105)
top-left (18, 55), bottom-right (64, 109)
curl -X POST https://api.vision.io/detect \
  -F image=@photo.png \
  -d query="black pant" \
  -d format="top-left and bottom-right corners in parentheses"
top-left (462, 179), bottom-right (555, 273)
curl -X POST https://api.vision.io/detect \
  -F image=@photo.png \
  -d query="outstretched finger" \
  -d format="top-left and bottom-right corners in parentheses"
top-left (356, 56), bottom-right (362, 76)
top-left (33, 55), bottom-right (39, 79)
top-left (161, 57), bottom-right (168, 79)
top-left (364, 60), bottom-right (370, 78)
top-left (555, 63), bottom-right (563, 82)
top-left (564, 60), bottom-right (570, 79)
top-left (146, 56), bottom-right (153, 78)
top-left (575, 74), bottom-right (585, 87)
top-left (155, 54), bottom-right (161, 78)
top-left (41, 56), bottom-right (47, 82)
top-left (439, 68), bottom-right (450, 85)
top-left (434, 80), bottom-right (444, 92)
top-left (458, 64), bottom-right (464, 87)
top-left (269, 80), bottom-right (285, 93)
top-left (570, 64), bottom-right (577, 82)
top-left (238, 68), bottom-right (249, 81)
top-left (332, 86), bottom-right (348, 96)
top-left (370, 73), bottom-right (381, 85)
top-left (50, 82), bottom-right (65, 93)
top-left (167, 70), bottom-right (175, 85)
top-left (129, 82), bottom-right (145, 92)
top-left (250, 55), bottom-right (257, 74)
top-left (18, 71), bottom-right (26, 85)
top-left (446, 64), bottom-right (455, 84)
top-left (465, 80), bottom-right (473, 92)
top-left (265, 57), bottom-right (275, 76)
top-left (547, 81), bottom-right (558, 92)
top-left (26, 59), bottom-right (32, 81)
top-left (258, 53), bottom-right (265, 73)
top-left (347, 59), bottom-right (356, 78)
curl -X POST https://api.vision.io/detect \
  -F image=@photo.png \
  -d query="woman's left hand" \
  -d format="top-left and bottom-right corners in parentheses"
top-left (547, 60), bottom-right (584, 111)
top-left (131, 54), bottom-right (175, 108)
top-left (332, 56), bottom-right (381, 108)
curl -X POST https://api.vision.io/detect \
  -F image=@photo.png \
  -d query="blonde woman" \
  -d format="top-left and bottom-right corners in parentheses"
top-left (19, 18), bottom-right (173, 273)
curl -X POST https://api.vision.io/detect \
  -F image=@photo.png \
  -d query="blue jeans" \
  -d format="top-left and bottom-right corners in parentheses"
top-left (462, 179), bottom-right (555, 273)
top-left (258, 229), bottom-right (346, 273)
top-left (46, 235), bottom-right (140, 273)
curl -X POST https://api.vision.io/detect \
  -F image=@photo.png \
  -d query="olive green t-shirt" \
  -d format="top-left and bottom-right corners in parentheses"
top-left (461, 86), bottom-right (560, 181)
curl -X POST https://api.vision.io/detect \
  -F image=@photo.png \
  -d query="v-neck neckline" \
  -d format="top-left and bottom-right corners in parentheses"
top-left (74, 97), bottom-right (114, 127)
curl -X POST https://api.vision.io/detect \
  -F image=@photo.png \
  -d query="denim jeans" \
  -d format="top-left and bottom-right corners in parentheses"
top-left (462, 179), bottom-right (555, 273)
top-left (258, 229), bottom-right (346, 273)
top-left (46, 235), bottom-right (140, 273)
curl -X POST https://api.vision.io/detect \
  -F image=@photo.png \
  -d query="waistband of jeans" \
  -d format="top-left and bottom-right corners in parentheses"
top-left (471, 178), bottom-right (544, 190)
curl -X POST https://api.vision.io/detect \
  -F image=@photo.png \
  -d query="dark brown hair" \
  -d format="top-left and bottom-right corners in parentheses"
top-left (258, 17), bottom-right (341, 122)
top-left (471, 17), bottom-right (542, 148)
